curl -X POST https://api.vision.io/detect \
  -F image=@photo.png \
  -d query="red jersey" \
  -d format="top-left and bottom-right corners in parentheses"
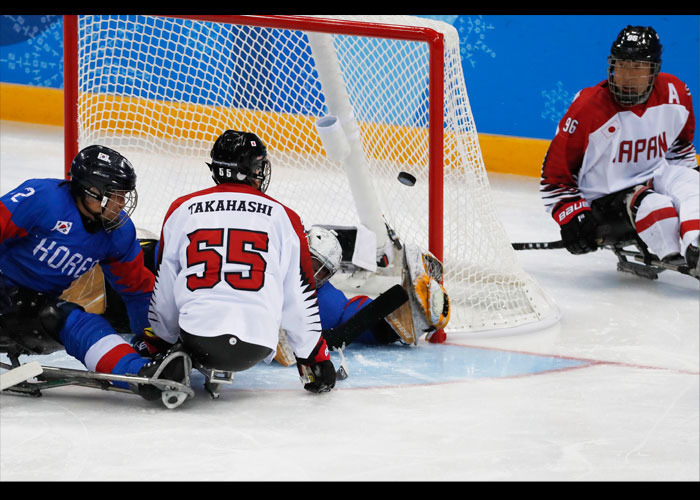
top-left (540, 73), bottom-right (696, 218)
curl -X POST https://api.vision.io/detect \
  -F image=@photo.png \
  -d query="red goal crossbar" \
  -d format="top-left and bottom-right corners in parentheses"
top-left (62, 14), bottom-right (445, 264)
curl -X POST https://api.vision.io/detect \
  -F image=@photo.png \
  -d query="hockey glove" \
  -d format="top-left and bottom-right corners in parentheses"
top-left (555, 200), bottom-right (598, 255)
top-left (296, 336), bottom-right (336, 393)
top-left (131, 327), bottom-right (172, 359)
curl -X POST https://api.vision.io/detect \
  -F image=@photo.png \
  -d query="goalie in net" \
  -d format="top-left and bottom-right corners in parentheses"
top-left (296, 225), bottom-right (450, 352)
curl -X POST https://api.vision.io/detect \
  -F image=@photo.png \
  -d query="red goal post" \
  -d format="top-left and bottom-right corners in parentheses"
top-left (62, 14), bottom-right (560, 338)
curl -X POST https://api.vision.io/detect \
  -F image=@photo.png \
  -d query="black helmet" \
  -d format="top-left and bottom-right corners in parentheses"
top-left (69, 145), bottom-right (138, 231)
top-left (607, 26), bottom-right (662, 106)
top-left (208, 130), bottom-right (271, 193)
top-left (610, 26), bottom-right (662, 63)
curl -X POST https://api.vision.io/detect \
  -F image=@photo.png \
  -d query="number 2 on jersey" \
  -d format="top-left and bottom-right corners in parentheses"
top-left (186, 228), bottom-right (269, 292)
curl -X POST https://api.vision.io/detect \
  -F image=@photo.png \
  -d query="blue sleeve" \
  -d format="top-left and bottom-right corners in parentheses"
top-left (101, 223), bottom-right (154, 333)
top-left (315, 281), bottom-right (349, 330)
top-left (0, 179), bottom-right (47, 243)
top-left (316, 281), bottom-right (379, 344)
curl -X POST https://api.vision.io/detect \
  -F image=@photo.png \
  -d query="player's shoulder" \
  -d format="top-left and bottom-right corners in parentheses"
top-left (653, 72), bottom-right (693, 102)
top-left (3, 177), bottom-right (64, 197)
top-left (258, 189), bottom-right (304, 226)
top-left (655, 72), bottom-right (688, 88)
top-left (559, 81), bottom-right (618, 132)
top-left (251, 187), bottom-right (308, 236)
top-left (1, 178), bottom-right (70, 214)
top-left (567, 81), bottom-right (614, 114)
top-left (160, 184), bottom-right (222, 223)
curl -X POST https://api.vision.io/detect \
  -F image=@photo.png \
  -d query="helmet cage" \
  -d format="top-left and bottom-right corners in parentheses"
top-left (307, 227), bottom-right (343, 287)
top-left (607, 26), bottom-right (662, 106)
top-left (70, 145), bottom-right (138, 231)
top-left (607, 57), bottom-right (660, 106)
top-left (81, 186), bottom-right (138, 231)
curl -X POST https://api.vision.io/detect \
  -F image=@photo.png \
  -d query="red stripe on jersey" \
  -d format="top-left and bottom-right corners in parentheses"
top-left (680, 219), bottom-right (700, 238)
top-left (279, 204), bottom-right (317, 289)
top-left (346, 295), bottom-right (370, 310)
top-left (635, 207), bottom-right (679, 233)
top-left (0, 201), bottom-right (28, 243)
top-left (103, 249), bottom-right (155, 294)
top-left (95, 343), bottom-right (138, 374)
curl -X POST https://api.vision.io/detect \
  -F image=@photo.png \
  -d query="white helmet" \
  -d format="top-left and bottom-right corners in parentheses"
top-left (307, 226), bottom-right (342, 286)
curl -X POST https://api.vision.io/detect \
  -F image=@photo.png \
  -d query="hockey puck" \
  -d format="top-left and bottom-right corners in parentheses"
top-left (397, 171), bottom-right (416, 186)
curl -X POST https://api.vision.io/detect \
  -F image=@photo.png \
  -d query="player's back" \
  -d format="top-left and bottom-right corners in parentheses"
top-left (157, 182), bottom-right (318, 351)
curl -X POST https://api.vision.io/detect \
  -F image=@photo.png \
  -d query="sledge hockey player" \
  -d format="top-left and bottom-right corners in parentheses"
top-left (306, 225), bottom-right (450, 349)
top-left (0, 145), bottom-right (191, 403)
top-left (540, 26), bottom-right (699, 274)
top-left (142, 130), bottom-right (336, 394)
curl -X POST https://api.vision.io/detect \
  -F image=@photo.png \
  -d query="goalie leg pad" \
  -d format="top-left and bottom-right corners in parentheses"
top-left (403, 243), bottom-right (451, 332)
top-left (414, 276), bottom-right (450, 330)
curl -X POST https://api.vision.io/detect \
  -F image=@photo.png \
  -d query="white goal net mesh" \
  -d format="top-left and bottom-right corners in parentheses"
top-left (74, 14), bottom-right (558, 334)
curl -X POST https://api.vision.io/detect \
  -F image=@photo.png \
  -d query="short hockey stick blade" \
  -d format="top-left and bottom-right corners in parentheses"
top-left (1, 361), bottom-right (43, 391)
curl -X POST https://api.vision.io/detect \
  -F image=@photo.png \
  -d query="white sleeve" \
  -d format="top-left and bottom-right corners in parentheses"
top-left (147, 216), bottom-right (181, 344)
top-left (278, 226), bottom-right (322, 360)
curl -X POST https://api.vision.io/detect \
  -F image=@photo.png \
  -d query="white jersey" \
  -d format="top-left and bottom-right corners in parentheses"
top-left (541, 72), bottom-right (696, 213)
top-left (148, 182), bottom-right (322, 361)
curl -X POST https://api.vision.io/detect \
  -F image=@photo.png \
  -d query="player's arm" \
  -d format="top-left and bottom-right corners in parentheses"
top-left (0, 181), bottom-right (40, 244)
top-left (131, 231), bottom-right (179, 357)
top-left (666, 80), bottom-right (697, 169)
top-left (100, 225), bottom-right (155, 333)
top-left (279, 214), bottom-right (335, 393)
top-left (145, 221), bottom-right (182, 346)
top-left (540, 102), bottom-right (598, 254)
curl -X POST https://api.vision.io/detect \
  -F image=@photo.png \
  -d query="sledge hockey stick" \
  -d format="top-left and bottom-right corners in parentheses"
top-left (610, 246), bottom-right (698, 279)
top-left (512, 240), bottom-right (566, 250)
top-left (323, 284), bottom-right (409, 350)
top-left (512, 237), bottom-right (698, 279)
top-left (1, 360), bottom-right (194, 409)
top-left (0, 361), bottom-right (43, 391)
top-left (512, 224), bottom-right (633, 251)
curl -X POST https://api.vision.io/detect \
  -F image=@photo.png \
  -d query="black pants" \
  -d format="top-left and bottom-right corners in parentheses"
top-left (180, 329), bottom-right (273, 372)
top-left (590, 188), bottom-right (639, 245)
top-left (0, 274), bottom-right (69, 356)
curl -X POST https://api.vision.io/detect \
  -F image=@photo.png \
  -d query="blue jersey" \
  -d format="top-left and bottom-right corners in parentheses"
top-left (0, 178), bottom-right (154, 332)
top-left (316, 280), bottom-right (379, 345)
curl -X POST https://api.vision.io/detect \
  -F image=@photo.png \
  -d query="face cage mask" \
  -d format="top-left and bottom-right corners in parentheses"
top-left (255, 159), bottom-right (271, 194)
top-left (607, 57), bottom-right (660, 106)
top-left (84, 187), bottom-right (138, 231)
top-left (312, 260), bottom-right (333, 287)
top-left (309, 251), bottom-right (339, 287)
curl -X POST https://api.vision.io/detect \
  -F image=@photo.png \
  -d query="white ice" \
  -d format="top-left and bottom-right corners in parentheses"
top-left (0, 121), bottom-right (698, 481)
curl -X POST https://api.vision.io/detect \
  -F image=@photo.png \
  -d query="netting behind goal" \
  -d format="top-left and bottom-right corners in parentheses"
top-left (65, 14), bottom-right (558, 335)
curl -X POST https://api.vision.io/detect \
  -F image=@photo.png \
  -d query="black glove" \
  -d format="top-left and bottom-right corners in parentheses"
top-left (131, 327), bottom-right (172, 358)
top-left (296, 336), bottom-right (336, 393)
top-left (555, 201), bottom-right (598, 255)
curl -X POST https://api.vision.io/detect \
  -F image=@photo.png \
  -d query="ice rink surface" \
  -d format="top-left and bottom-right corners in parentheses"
top-left (0, 121), bottom-right (698, 481)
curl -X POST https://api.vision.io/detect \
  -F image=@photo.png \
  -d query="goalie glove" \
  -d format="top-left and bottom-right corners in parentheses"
top-left (296, 336), bottom-right (336, 393)
top-left (131, 327), bottom-right (173, 358)
top-left (403, 243), bottom-right (451, 333)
